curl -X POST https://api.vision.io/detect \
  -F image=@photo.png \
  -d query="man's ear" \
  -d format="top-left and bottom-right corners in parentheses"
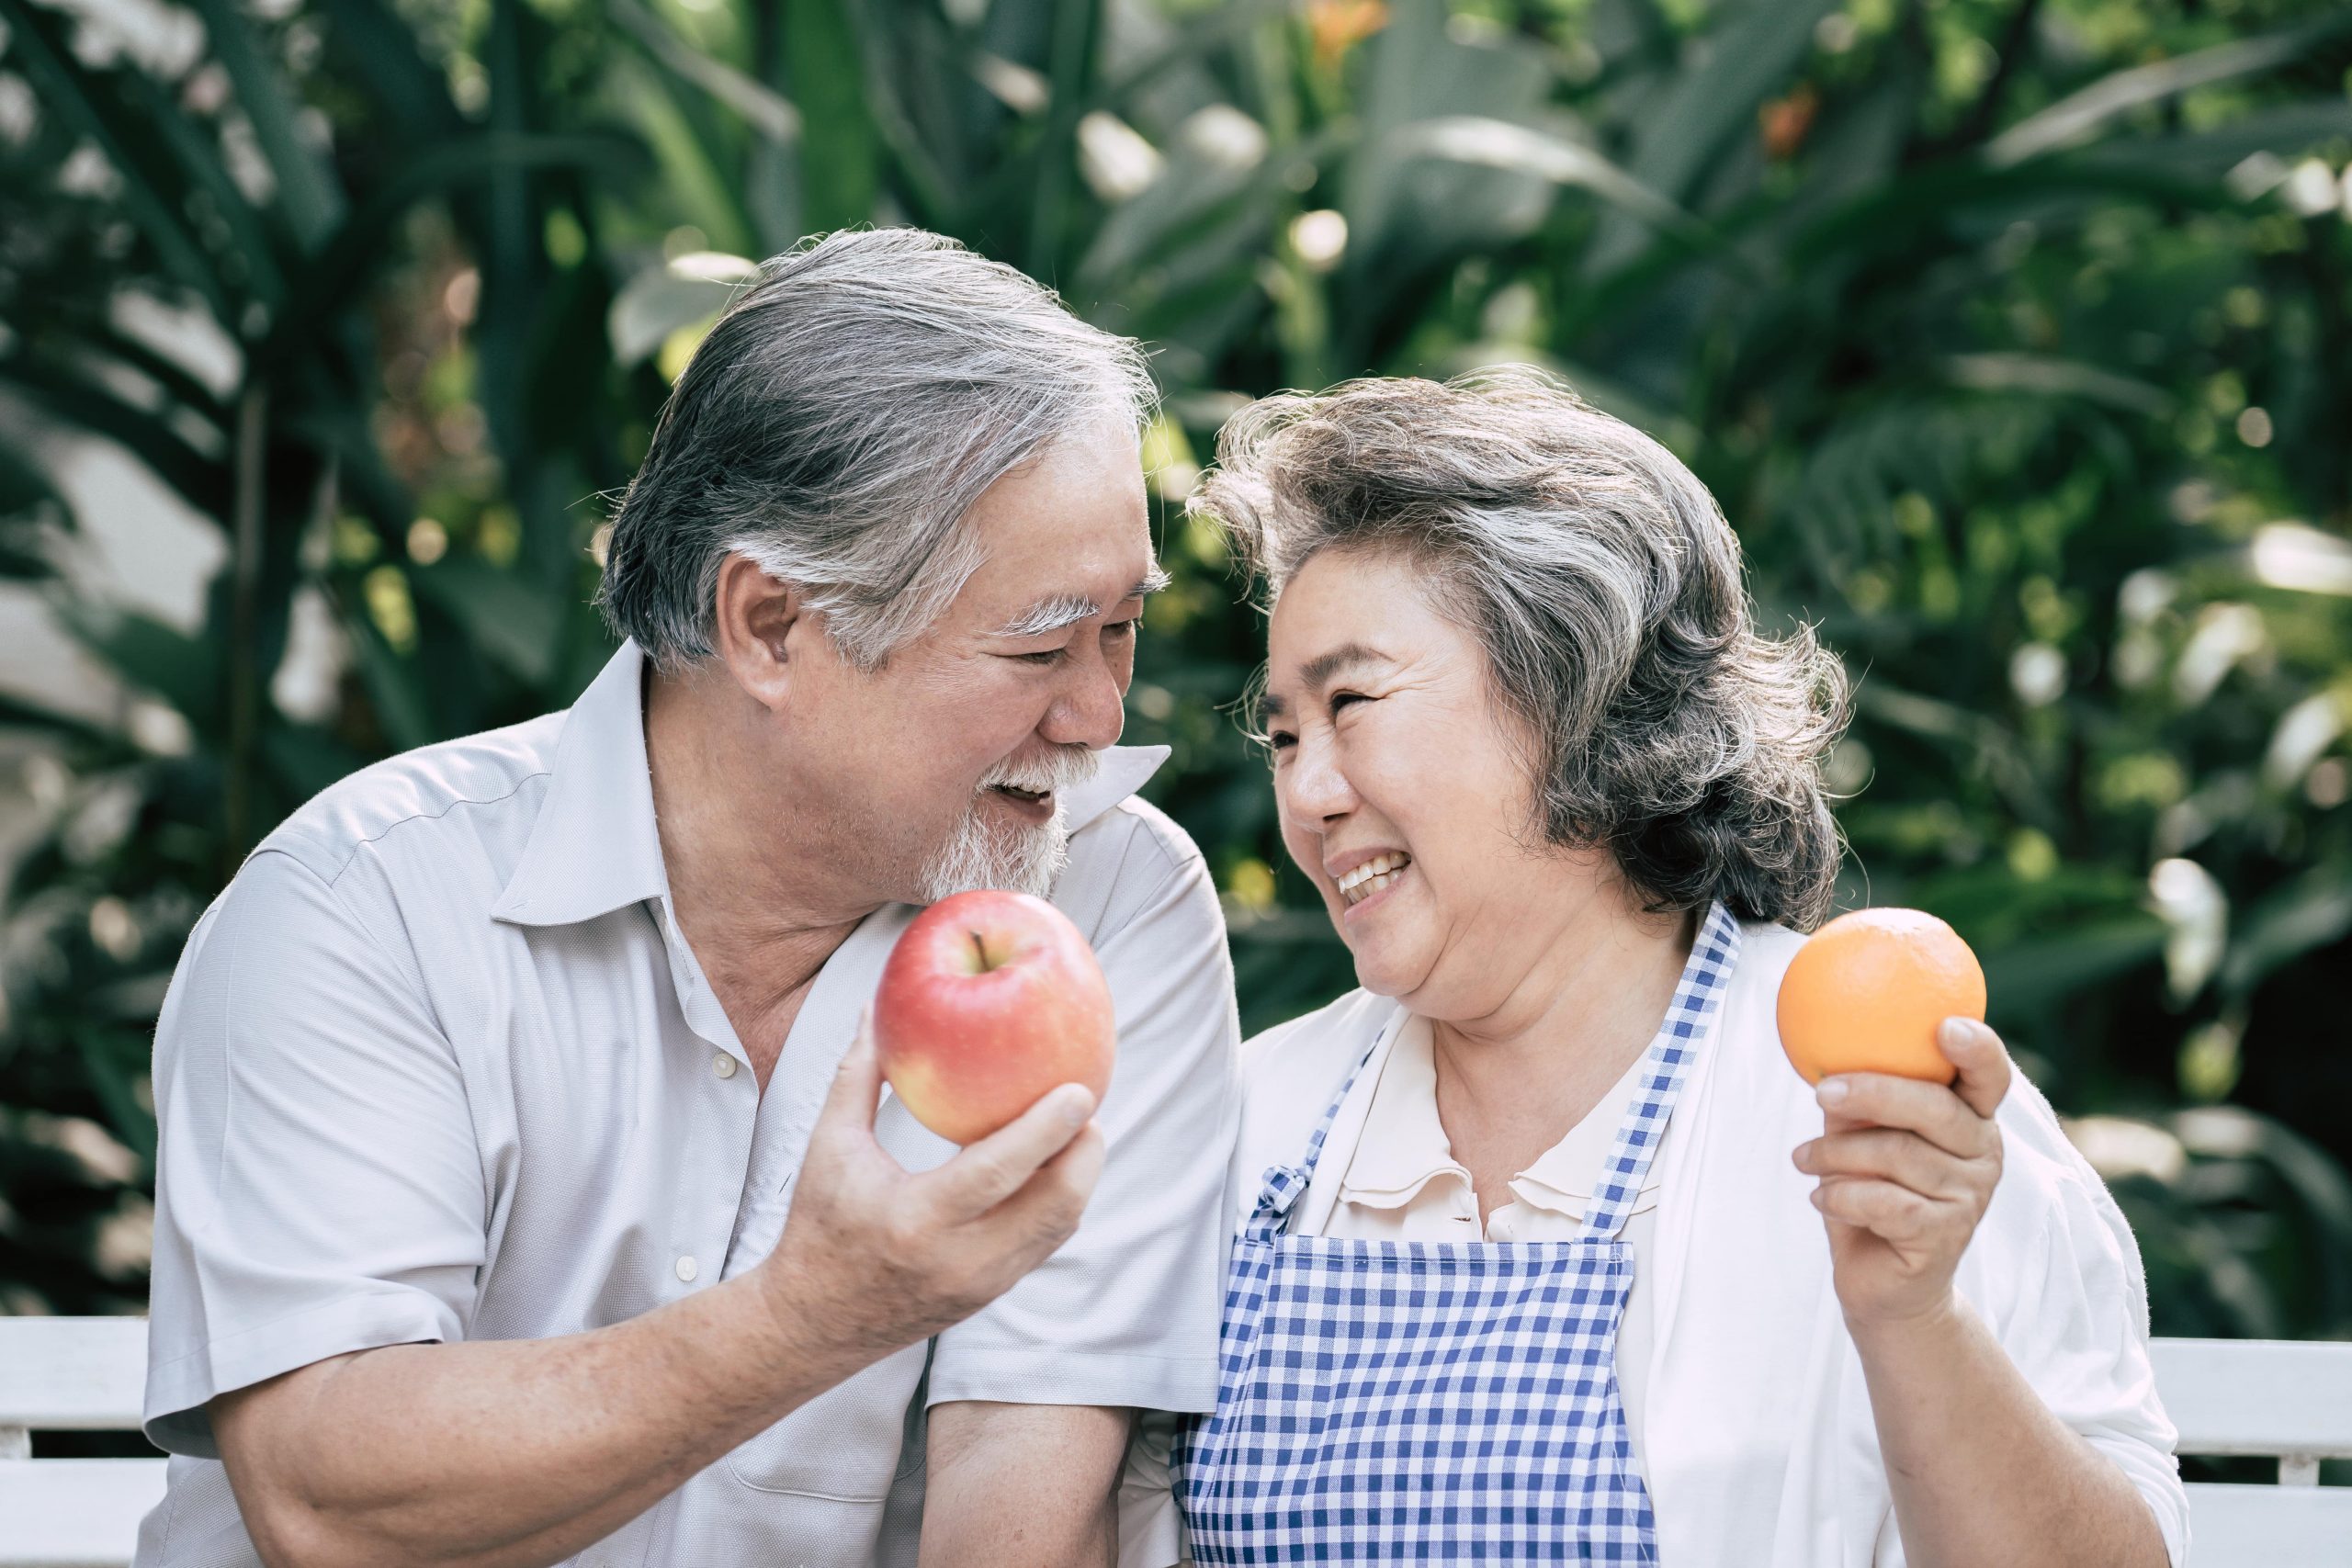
top-left (710, 552), bottom-right (817, 712)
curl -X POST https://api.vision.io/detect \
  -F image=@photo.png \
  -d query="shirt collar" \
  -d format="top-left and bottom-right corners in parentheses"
top-left (1510, 1046), bottom-right (1663, 1209)
top-left (492, 640), bottom-right (1174, 929)
top-left (1336, 1016), bottom-right (1467, 1209)
top-left (492, 640), bottom-right (668, 928)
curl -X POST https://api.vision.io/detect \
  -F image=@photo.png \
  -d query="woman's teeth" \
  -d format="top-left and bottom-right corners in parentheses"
top-left (1337, 852), bottom-right (1410, 906)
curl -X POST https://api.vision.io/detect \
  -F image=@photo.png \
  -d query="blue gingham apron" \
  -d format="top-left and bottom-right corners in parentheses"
top-left (1179, 903), bottom-right (1740, 1563)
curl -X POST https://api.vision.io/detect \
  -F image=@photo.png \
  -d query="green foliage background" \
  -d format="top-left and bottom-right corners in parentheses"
top-left (2, 0), bottom-right (2349, 1371)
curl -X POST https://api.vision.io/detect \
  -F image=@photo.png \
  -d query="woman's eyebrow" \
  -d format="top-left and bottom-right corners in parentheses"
top-left (1262, 643), bottom-right (1389, 718)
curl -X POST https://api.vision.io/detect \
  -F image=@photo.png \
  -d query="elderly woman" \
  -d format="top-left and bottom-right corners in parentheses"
top-left (1133, 370), bottom-right (2184, 1566)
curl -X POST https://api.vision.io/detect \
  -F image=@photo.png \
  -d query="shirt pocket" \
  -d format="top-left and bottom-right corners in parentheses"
top-left (724, 1340), bottom-right (929, 1501)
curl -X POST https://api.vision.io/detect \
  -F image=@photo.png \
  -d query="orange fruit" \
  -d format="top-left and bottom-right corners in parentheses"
top-left (1776, 908), bottom-right (1985, 1086)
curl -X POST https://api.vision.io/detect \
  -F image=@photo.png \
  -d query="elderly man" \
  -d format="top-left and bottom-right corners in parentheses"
top-left (134, 230), bottom-right (1238, 1568)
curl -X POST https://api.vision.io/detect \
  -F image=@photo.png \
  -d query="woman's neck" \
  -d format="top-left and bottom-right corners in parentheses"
top-left (1428, 889), bottom-right (1697, 1213)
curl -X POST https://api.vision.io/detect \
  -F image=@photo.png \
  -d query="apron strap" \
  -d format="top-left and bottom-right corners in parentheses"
top-left (1579, 901), bottom-right (1743, 1242)
top-left (1242, 1017), bottom-right (1396, 1242)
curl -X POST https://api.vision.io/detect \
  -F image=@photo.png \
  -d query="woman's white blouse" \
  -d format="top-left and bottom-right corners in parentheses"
top-left (1122, 919), bottom-right (2188, 1568)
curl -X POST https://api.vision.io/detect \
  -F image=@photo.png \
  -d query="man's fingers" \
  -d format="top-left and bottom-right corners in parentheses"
top-left (815, 1010), bottom-right (887, 1139)
top-left (1936, 1017), bottom-right (2014, 1122)
top-left (1818, 1071), bottom-right (1996, 1159)
top-left (919, 1083), bottom-right (1097, 1223)
top-left (981, 1119), bottom-right (1107, 1247)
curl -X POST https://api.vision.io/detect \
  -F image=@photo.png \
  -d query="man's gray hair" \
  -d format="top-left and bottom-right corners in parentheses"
top-left (598, 229), bottom-right (1157, 671)
top-left (1193, 367), bottom-right (1850, 931)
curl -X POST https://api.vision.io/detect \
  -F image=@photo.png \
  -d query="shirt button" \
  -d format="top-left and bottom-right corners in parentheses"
top-left (713, 1052), bottom-right (738, 1079)
top-left (675, 1255), bottom-right (699, 1283)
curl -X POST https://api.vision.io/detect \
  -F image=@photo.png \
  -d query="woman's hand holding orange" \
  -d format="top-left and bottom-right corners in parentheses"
top-left (1792, 1018), bottom-right (2011, 1330)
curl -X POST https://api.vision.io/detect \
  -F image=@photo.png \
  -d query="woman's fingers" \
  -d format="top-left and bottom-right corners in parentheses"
top-left (1936, 1017), bottom-right (2014, 1121)
top-left (1794, 1126), bottom-right (1992, 1203)
top-left (1809, 1175), bottom-right (1942, 1242)
top-left (1817, 1069), bottom-right (1998, 1160)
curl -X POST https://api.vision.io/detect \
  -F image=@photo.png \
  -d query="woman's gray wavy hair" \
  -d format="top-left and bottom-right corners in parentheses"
top-left (598, 228), bottom-right (1156, 671)
top-left (1193, 367), bottom-right (1850, 931)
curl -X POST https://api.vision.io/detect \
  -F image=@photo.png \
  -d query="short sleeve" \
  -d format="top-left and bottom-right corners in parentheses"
top-left (929, 815), bottom-right (1240, 1416)
top-left (1963, 1084), bottom-right (2190, 1567)
top-left (143, 848), bottom-right (487, 1458)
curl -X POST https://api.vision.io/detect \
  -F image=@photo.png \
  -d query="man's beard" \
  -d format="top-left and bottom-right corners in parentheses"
top-left (914, 745), bottom-right (1102, 902)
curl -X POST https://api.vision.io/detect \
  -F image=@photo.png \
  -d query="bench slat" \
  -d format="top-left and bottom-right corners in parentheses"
top-left (0, 1459), bottom-right (166, 1568)
top-left (0, 1320), bottom-right (147, 1430)
top-left (2151, 1337), bottom-right (2352, 1459)
top-left (2182, 1481), bottom-right (2352, 1567)
top-left (2, 1325), bottom-right (2346, 1568)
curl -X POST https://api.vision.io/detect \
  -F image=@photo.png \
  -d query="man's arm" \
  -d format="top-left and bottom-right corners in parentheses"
top-left (214, 1273), bottom-right (858, 1568)
top-left (917, 1402), bottom-right (1134, 1568)
top-left (212, 1025), bottom-right (1107, 1568)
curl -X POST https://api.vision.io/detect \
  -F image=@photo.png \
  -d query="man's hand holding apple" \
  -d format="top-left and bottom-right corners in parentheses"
top-left (754, 1014), bottom-right (1106, 1374)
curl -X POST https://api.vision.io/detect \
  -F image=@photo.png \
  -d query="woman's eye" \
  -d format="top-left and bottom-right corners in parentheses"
top-left (1267, 730), bottom-right (1296, 752)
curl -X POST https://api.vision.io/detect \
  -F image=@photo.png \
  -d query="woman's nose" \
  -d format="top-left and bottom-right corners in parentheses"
top-left (1280, 734), bottom-right (1354, 829)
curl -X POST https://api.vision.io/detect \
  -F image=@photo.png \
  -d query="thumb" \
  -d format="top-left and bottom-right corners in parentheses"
top-left (815, 1010), bottom-right (887, 1144)
top-left (1938, 1017), bottom-right (2013, 1122)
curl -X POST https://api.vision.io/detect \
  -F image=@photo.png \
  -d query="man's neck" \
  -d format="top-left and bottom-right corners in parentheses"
top-left (643, 666), bottom-right (877, 1083)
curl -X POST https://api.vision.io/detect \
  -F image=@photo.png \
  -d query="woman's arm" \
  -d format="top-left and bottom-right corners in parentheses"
top-left (1794, 1021), bottom-right (2171, 1568)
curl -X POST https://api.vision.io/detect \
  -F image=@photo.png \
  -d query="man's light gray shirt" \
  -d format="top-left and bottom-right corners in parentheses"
top-left (136, 640), bottom-right (1240, 1567)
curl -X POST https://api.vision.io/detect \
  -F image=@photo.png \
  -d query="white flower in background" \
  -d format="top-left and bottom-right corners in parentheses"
top-left (1180, 105), bottom-right (1269, 172)
top-left (270, 584), bottom-right (350, 725)
top-left (1290, 209), bottom-right (1348, 272)
top-left (2008, 642), bottom-right (2066, 706)
top-left (1077, 112), bottom-right (1162, 202)
top-left (2262, 692), bottom-right (2344, 793)
top-left (2064, 1115), bottom-right (2188, 1183)
top-left (2148, 857), bottom-right (2226, 1002)
top-left (2172, 603), bottom-right (2265, 705)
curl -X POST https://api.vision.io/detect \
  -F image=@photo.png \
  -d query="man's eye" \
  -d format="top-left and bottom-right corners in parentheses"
top-left (1104, 619), bottom-right (1139, 640)
top-left (1015, 648), bottom-right (1069, 666)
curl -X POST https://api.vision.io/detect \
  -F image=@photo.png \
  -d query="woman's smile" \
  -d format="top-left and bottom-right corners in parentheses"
top-left (1338, 852), bottom-right (1413, 921)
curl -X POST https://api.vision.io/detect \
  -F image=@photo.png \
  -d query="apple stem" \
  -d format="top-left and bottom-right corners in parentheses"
top-left (968, 930), bottom-right (991, 973)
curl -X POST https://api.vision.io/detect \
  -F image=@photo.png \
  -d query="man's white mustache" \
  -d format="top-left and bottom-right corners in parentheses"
top-left (978, 747), bottom-right (1100, 796)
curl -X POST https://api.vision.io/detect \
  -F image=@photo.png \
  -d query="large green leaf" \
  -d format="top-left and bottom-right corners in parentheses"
top-left (184, 0), bottom-right (346, 250)
top-left (786, 0), bottom-right (879, 232)
top-left (0, 0), bottom-right (229, 315)
top-left (1584, 0), bottom-right (1838, 275)
top-left (1984, 15), bottom-right (2352, 167)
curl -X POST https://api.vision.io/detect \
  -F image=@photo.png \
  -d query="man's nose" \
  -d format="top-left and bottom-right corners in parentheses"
top-left (1041, 652), bottom-right (1126, 751)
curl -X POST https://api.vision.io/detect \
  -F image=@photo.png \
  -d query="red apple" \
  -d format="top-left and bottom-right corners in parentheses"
top-left (873, 889), bottom-right (1116, 1145)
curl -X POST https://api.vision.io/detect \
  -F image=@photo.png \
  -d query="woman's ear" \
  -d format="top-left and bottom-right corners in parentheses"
top-left (709, 552), bottom-right (808, 712)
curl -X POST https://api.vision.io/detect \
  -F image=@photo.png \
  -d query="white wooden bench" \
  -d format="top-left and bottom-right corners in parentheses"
top-left (2, 1320), bottom-right (2346, 1565)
